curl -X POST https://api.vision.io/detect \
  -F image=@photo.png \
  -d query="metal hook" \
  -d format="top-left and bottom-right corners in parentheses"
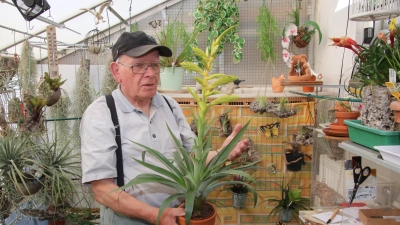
top-left (47, 9), bottom-right (54, 21)
top-left (28, 21), bottom-right (34, 30)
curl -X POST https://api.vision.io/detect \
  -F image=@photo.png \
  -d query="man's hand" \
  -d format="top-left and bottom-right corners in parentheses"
top-left (159, 207), bottom-right (185, 225)
top-left (222, 124), bottom-right (249, 161)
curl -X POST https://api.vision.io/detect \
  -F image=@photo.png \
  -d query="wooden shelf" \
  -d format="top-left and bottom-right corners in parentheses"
top-left (338, 141), bottom-right (400, 174)
top-left (281, 81), bottom-right (323, 86)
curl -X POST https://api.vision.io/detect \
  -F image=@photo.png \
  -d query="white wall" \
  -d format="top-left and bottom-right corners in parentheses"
top-left (314, 0), bottom-right (363, 93)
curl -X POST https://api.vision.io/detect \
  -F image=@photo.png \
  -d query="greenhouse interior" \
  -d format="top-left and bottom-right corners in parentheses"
top-left (1, 0), bottom-right (400, 224)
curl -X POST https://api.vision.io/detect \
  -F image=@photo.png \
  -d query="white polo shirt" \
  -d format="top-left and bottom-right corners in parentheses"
top-left (80, 88), bottom-right (195, 208)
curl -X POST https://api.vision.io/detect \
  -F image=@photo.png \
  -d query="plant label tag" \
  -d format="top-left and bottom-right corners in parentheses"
top-left (389, 68), bottom-right (397, 83)
top-left (385, 82), bottom-right (400, 101)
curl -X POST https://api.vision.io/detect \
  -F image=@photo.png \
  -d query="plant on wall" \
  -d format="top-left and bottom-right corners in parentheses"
top-left (18, 41), bottom-right (37, 95)
top-left (256, 0), bottom-right (279, 63)
top-left (193, 0), bottom-right (244, 64)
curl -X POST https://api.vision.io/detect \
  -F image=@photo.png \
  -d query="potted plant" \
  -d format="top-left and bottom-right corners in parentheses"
top-left (114, 26), bottom-right (259, 225)
top-left (193, 0), bottom-right (244, 65)
top-left (228, 174), bottom-right (258, 210)
top-left (266, 178), bottom-right (310, 223)
top-left (155, 20), bottom-right (197, 91)
top-left (330, 31), bottom-right (399, 131)
top-left (283, 0), bottom-right (322, 48)
top-left (38, 72), bottom-right (67, 107)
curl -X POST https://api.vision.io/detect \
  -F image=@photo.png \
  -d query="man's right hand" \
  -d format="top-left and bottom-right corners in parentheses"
top-left (159, 207), bottom-right (185, 225)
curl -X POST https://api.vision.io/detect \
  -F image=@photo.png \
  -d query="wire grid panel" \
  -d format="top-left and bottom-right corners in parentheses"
top-left (56, 0), bottom-right (316, 87)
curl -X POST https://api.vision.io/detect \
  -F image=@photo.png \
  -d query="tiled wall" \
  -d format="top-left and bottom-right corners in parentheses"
top-left (177, 97), bottom-right (315, 225)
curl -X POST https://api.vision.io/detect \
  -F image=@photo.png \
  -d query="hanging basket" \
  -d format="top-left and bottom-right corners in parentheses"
top-left (293, 29), bottom-right (310, 48)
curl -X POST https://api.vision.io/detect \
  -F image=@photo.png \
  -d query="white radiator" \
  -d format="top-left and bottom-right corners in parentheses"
top-left (318, 154), bottom-right (346, 198)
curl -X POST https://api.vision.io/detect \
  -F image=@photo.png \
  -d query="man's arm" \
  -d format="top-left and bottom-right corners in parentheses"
top-left (91, 179), bottom-right (184, 225)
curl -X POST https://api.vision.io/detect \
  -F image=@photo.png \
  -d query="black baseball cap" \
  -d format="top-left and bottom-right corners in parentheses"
top-left (112, 31), bottom-right (172, 61)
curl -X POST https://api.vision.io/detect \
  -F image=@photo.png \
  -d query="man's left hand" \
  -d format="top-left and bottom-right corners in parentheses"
top-left (221, 124), bottom-right (249, 161)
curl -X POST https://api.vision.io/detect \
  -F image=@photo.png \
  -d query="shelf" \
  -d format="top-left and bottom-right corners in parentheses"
top-left (289, 91), bottom-right (362, 102)
top-left (338, 141), bottom-right (400, 174)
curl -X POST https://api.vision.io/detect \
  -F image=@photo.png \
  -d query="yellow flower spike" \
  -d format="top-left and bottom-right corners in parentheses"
top-left (210, 95), bottom-right (239, 106)
top-left (389, 18), bottom-right (397, 31)
top-left (180, 62), bottom-right (204, 75)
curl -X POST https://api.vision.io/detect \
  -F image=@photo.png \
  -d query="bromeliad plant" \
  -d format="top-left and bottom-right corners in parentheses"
top-left (116, 26), bottom-right (258, 225)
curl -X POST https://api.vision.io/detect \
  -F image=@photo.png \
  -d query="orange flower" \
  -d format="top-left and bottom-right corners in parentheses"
top-left (330, 36), bottom-right (362, 59)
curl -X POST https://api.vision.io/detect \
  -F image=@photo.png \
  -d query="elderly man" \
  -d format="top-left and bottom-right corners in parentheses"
top-left (80, 31), bottom-right (249, 225)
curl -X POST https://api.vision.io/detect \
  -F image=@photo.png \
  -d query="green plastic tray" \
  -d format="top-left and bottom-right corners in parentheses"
top-left (344, 120), bottom-right (400, 150)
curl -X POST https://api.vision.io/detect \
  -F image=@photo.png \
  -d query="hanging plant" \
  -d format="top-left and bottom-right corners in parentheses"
top-left (48, 89), bottom-right (72, 144)
top-left (38, 72), bottom-right (67, 106)
top-left (256, 0), bottom-right (279, 62)
top-left (20, 93), bottom-right (47, 133)
top-left (101, 56), bottom-right (117, 96)
top-left (18, 41), bottom-right (37, 95)
top-left (217, 111), bottom-right (233, 137)
top-left (193, 0), bottom-right (244, 64)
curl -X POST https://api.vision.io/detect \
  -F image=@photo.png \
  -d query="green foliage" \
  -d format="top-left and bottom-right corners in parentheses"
top-left (115, 26), bottom-right (259, 225)
top-left (266, 178), bottom-right (310, 223)
top-left (353, 37), bottom-right (400, 87)
top-left (18, 41), bottom-right (37, 95)
top-left (48, 89), bottom-right (72, 144)
top-left (43, 72), bottom-right (67, 90)
top-left (255, 96), bottom-right (268, 108)
top-left (155, 20), bottom-right (197, 67)
top-left (256, 1), bottom-right (279, 62)
top-left (193, 0), bottom-right (244, 64)
top-left (36, 133), bottom-right (80, 210)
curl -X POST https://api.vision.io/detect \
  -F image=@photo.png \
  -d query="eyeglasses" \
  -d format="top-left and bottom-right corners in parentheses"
top-left (117, 62), bottom-right (165, 74)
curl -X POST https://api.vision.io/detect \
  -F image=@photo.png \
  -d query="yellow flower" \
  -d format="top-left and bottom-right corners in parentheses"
top-left (389, 18), bottom-right (397, 32)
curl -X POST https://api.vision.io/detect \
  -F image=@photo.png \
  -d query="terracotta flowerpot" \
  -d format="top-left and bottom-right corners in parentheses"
top-left (177, 202), bottom-right (216, 225)
top-left (271, 75), bottom-right (285, 93)
top-left (288, 74), bottom-right (311, 82)
top-left (302, 75), bottom-right (316, 92)
top-left (335, 111), bottom-right (360, 126)
top-left (48, 220), bottom-right (65, 225)
top-left (390, 101), bottom-right (400, 124)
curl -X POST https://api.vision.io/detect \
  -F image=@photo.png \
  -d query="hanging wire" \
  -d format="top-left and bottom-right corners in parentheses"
top-left (129, 0), bottom-right (133, 28)
top-left (337, 0), bottom-right (351, 98)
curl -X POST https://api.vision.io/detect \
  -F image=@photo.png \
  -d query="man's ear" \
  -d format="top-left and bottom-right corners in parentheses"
top-left (110, 62), bottom-right (121, 83)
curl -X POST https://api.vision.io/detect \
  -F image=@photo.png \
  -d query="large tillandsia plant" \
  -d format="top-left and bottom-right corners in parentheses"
top-left (116, 26), bottom-right (259, 225)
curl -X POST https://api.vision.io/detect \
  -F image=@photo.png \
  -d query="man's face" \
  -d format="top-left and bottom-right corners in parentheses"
top-left (114, 50), bottom-right (160, 103)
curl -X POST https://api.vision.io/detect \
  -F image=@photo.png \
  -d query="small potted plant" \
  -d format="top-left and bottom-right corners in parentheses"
top-left (266, 178), bottom-right (310, 223)
top-left (155, 20), bottom-right (197, 91)
top-left (230, 175), bottom-right (250, 209)
top-left (283, 0), bottom-right (322, 48)
top-left (38, 72), bottom-right (67, 107)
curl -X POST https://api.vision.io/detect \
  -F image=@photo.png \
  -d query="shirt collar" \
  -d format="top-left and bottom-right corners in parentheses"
top-left (112, 85), bottom-right (164, 113)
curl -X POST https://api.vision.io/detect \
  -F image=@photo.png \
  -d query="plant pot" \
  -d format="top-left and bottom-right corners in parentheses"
top-left (335, 111), bottom-right (360, 126)
top-left (302, 75), bottom-right (316, 92)
top-left (46, 88), bottom-right (61, 106)
top-left (177, 202), bottom-right (216, 225)
top-left (15, 174), bottom-right (45, 196)
top-left (48, 219), bottom-right (66, 225)
top-left (232, 192), bottom-right (247, 209)
top-left (345, 120), bottom-right (400, 150)
top-left (271, 76), bottom-right (285, 93)
top-left (285, 151), bottom-right (304, 172)
top-left (293, 27), bottom-right (310, 48)
top-left (390, 101), bottom-right (400, 124)
top-left (279, 209), bottom-right (293, 222)
top-left (160, 67), bottom-right (185, 91)
top-left (288, 74), bottom-right (311, 82)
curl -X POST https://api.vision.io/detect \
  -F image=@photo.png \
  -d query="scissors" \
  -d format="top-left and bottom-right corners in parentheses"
top-left (349, 164), bottom-right (371, 206)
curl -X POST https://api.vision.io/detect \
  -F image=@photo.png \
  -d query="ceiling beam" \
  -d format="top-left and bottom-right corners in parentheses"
top-left (40, 0), bottom-right (183, 62)
top-left (0, 0), bottom-right (108, 52)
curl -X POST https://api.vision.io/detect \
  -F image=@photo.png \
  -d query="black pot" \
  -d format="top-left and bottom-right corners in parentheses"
top-left (285, 152), bottom-right (305, 171)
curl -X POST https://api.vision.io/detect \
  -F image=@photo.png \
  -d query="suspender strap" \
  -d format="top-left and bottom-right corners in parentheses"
top-left (162, 95), bottom-right (173, 113)
top-left (105, 94), bottom-right (124, 187)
